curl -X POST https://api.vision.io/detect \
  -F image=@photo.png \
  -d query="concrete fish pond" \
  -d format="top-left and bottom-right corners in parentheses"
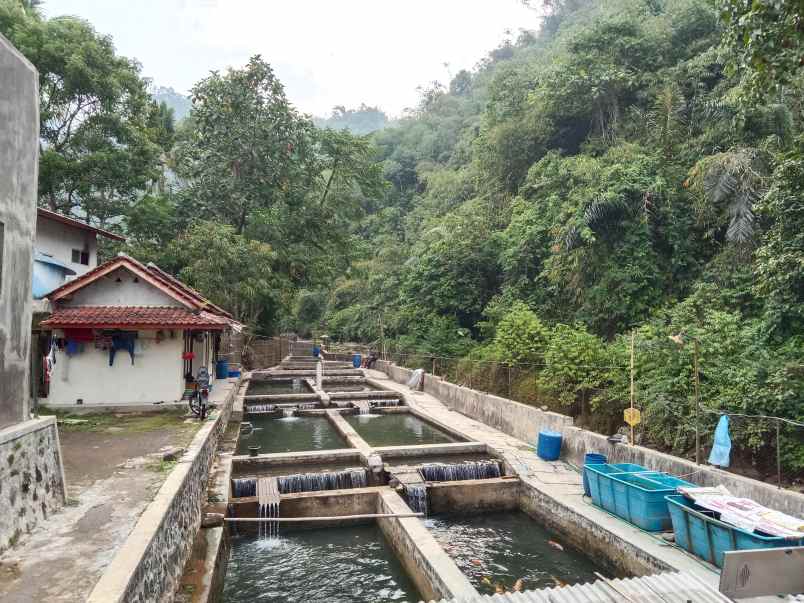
top-left (223, 525), bottom-right (422, 603)
top-left (171, 356), bottom-right (789, 603)
top-left (425, 511), bottom-right (606, 595)
top-left (236, 415), bottom-right (347, 454)
top-left (345, 413), bottom-right (461, 446)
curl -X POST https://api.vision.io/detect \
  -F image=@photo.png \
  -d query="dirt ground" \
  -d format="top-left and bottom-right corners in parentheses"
top-left (0, 410), bottom-right (201, 603)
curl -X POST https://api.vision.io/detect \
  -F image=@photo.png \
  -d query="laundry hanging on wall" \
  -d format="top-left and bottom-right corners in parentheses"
top-left (708, 414), bottom-right (732, 468)
top-left (109, 332), bottom-right (137, 366)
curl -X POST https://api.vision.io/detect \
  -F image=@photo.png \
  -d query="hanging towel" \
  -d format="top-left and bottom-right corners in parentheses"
top-left (109, 332), bottom-right (137, 366)
top-left (708, 414), bottom-right (732, 468)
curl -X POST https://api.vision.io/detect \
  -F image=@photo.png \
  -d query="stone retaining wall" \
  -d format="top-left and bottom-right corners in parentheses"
top-left (377, 360), bottom-right (804, 518)
top-left (0, 416), bottom-right (67, 553)
top-left (86, 379), bottom-right (239, 603)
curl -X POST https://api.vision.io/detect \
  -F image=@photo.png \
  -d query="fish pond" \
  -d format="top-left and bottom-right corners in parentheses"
top-left (345, 413), bottom-right (458, 447)
top-left (426, 511), bottom-right (604, 595)
top-left (236, 416), bottom-right (346, 455)
top-left (223, 525), bottom-right (422, 603)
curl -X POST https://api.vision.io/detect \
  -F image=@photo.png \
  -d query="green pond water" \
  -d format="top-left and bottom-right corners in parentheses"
top-left (426, 511), bottom-right (604, 595)
top-left (236, 416), bottom-right (346, 455)
top-left (223, 526), bottom-right (422, 603)
top-left (246, 380), bottom-right (312, 396)
top-left (346, 413), bottom-right (458, 446)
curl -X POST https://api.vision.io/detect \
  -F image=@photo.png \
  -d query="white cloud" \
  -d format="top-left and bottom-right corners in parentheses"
top-left (44, 0), bottom-right (541, 117)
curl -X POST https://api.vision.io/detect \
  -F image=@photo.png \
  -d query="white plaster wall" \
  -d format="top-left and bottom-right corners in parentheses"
top-left (44, 330), bottom-right (185, 405)
top-left (35, 217), bottom-right (98, 275)
top-left (64, 268), bottom-right (183, 307)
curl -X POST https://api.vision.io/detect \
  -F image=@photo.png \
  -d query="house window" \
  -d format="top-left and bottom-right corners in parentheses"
top-left (71, 249), bottom-right (89, 265)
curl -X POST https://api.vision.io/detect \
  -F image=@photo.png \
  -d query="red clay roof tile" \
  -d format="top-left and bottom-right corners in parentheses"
top-left (40, 306), bottom-right (231, 330)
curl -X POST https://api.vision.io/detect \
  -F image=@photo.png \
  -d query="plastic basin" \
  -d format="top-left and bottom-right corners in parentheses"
top-left (609, 472), bottom-right (695, 531)
top-left (665, 494), bottom-right (804, 568)
top-left (584, 463), bottom-right (646, 512)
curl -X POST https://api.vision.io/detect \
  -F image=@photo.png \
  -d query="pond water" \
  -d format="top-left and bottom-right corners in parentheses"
top-left (246, 380), bottom-right (312, 396)
top-left (345, 413), bottom-right (458, 446)
top-left (236, 416), bottom-right (346, 455)
top-left (223, 526), bottom-right (422, 603)
top-left (426, 511), bottom-right (605, 595)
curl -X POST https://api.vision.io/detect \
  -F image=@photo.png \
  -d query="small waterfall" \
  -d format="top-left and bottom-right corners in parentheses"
top-left (277, 468), bottom-right (368, 494)
top-left (419, 460), bottom-right (503, 482)
top-left (232, 478), bottom-right (257, 498)
top-left (372, 399), bottom-right (401, 408)
top-left (315, 359), bottom-right (323, 388)
top-left (282, 407), bottom-right (296, 418)
top-left (292, 378), bottom-right (301, 392)
top-left (298, 402), bottom-right (318, 410)
top-left (353, 400), bottom-right (372, 415)
top-left (406, 484), bottom-right (428, 515)
top-left (257, 477), bottom-right (280, 540)
top-left (246, 403), bottom-right (276, 414)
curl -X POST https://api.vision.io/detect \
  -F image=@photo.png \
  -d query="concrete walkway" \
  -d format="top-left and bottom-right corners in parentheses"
top-left (0, 408), bottom-right (205, 602)
top-left (365, 368), bottom-right (722, 589)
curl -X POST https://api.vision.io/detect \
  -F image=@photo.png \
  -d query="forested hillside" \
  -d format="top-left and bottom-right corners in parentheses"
top-left (314, 0), bottom-right (804, 480)
top-left (1, 0), bottom-right (801, 481)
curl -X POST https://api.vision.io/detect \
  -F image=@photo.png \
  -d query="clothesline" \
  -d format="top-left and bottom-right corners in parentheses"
top-left (699, 407), bottom-right (804, 428)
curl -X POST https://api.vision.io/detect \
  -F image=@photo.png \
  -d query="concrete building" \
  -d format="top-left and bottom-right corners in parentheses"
top-left (39, 254), bottom-right (236, 407)
top-left (33, 207), bottom-right (125, 299)
top-left (0, 32), bottom-right (67, 553)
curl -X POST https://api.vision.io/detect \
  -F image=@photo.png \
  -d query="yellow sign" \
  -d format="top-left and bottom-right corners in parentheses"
top-left (624, 408), bottom-right (641, 426)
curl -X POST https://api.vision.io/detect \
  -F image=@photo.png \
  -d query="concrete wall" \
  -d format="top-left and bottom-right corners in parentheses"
top-left (35, 216), bottom-right (98, 276)
top-left (44, 330), bottom-right (185, 406)
top-left (64, 268), bottom-right (183, 307)
top-left (377, 360), bottom-right (804, 518)
top-left (0, 32), bottom-right (38, 427)
top-left (86, 377), bottom-right (239, 603)
top-left (0, 416), bottom-right (67, 553)
top-left (376, 489), bottom-right (477, 602)
top-left (428, 478), bottom-right (520, 515)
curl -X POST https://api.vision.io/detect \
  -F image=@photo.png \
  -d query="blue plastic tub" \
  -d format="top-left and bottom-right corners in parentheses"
top-left (609, 472), bottom-right (695, 531)
top-left (352, 353), bottom-right (362, 368)
top-left (228, 369), bottom-right (241, 378)
top-left (536, 431), bottom-right (562, 461)
top-left (585, 463), bottom-right (647, 512)
top-left (582, 453), bottom-right (607, 497)
top-left (665, 495), bottom-right (804, 568)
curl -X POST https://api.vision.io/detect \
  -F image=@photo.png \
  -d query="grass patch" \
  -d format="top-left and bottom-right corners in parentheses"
top-left (145, 459), bottom-right (178, 474)
top-left (39, 406), bottom-right (197, 434)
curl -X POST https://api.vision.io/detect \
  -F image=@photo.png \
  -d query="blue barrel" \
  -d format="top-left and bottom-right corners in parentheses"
top-left (352, 353), bottom-right (362, 368)
top-left (215, 359), bottom-right (228, 379)
top-left (536, 431), bottom-right (562, 461)
top-left (312, 346), bottom-right (321, 357)
top-left (582, 452), bottom-right (607, 497)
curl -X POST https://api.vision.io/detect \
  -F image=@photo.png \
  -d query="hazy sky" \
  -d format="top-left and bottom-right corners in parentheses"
top-left (43, 0), bottom-right (542, 117)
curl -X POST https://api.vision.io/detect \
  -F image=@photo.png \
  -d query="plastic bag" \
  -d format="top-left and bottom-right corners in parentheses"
top-left (708, 414), bottom-right (731, 468)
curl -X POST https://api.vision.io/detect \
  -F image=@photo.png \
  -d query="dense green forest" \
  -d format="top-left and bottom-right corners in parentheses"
top-left (1, 0), bottom-right (802, 480)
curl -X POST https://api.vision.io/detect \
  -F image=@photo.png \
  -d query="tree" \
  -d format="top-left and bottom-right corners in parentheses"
top-left (0, 3), bottom-right (162, 226)
top-left (720, 0), bottom-right (804, 104)
top-left (170, 221), bottom-right (286, 331)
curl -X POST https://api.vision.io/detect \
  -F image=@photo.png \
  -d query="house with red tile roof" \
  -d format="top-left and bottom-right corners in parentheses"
top-left (38, 253), bottom-right (239, 407)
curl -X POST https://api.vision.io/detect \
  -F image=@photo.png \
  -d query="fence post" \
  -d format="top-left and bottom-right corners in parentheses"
top-left (507, 364), bottom-right (512, 399)
top-left (777, 419), bottom-right (782, 489)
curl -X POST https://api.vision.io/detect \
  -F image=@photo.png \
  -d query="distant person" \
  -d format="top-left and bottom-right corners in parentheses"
top-left (365, 351), bottom-right (378, 370)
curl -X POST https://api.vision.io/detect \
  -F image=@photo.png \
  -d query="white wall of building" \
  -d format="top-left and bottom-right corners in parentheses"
top-left (64, 269), bottom-right (183, 307)
top-left (35, 217), bottom-right (98, 275)
top-left (44, 330), bottom-right (185, 406)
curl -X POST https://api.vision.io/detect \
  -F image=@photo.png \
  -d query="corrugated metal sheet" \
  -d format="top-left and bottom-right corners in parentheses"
top-left (436, 571), bottom-right (732, 603)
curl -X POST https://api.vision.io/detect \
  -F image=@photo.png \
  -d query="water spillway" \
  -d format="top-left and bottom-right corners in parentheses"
top-left (257, 477), bottom-right (280, 539)
top-left (353, 399), bottom-right (372, 415)
top-left (420, 460), bottom-right (503, 482)
top-left (232, 468), bottom-right (369, 497)
top-left (405, 484), bottom-right (429, 516)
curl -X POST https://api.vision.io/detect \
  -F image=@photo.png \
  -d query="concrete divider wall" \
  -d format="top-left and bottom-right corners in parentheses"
top-left (87, 379), bottom-right (240, 603)
top-left (375, 490), bottom-right (477, 602)
top-left (377, 360), bottom-right (804, 518)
